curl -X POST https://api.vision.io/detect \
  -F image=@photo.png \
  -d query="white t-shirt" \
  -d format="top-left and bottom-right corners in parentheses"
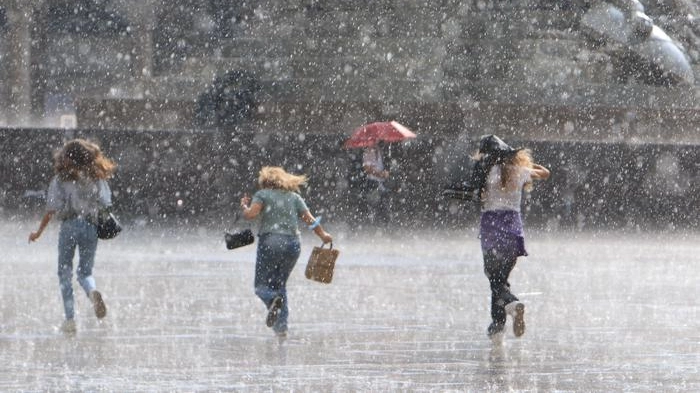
top-left (363, 146), bottom-right (385, 182)
top-left (46, 176), bottom-right (112, 219)
top-left (481, 165), bottom-right (533, 212)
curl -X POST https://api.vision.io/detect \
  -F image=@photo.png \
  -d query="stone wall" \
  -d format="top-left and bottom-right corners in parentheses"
top-left (2, 127), bottom-right (698, 231)
top-left (3, 2), bottom-right (700, 231)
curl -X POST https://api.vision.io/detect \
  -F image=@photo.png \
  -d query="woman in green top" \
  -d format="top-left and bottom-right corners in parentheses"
top-left (241, 166), bottom-right (332, 337)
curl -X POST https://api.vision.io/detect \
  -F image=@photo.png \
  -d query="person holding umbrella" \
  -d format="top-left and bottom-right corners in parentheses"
top-left (473, 135), bottom-right (550, 344)
top-left (361, 141), bottom-right (391, 224)
top-left (343, 121), bottom-right (416, 226)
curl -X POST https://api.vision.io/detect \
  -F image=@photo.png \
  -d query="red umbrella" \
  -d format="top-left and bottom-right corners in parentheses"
top-left (343, 121), bottom-right (417, 149)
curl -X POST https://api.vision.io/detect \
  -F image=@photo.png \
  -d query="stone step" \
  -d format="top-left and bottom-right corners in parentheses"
top-left (258, 78), bottom-right (439, 103)
top-left (207, 34), bottom-right (584, 83)
top-left (218, 36), bottom-right (449, 60)
top-left (459, 9), bottom-right (579, 40)
top-left (144, 76), bottom-right (209, 100)
top-left (448, 80), bottom-right (700, 110)
top-left (75, 84), bottom-right (700, 147)
top-left (176, 8), bottom-right (580, 55)
top-left (142, 66), bottom-right (700, 115)
top-left (74, 95), bottom-right (464, 134)
top-left (171, 58), bottom-right (444, 101)
top-left (75, 98), bottom-right (196, 131)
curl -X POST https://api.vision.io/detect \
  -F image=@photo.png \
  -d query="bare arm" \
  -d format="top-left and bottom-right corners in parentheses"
top-left (240, 194), bottom-right (263, 220)
top-left (531, 164), bottom-right (550, 180)
top-left (300, 210), bottom-right (333, 244)
top-left (29, 210), bottom-right (56, 242)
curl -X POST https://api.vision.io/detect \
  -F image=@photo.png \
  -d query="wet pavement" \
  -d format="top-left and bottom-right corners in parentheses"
top-left (1, 220), bottom-right (699, 392)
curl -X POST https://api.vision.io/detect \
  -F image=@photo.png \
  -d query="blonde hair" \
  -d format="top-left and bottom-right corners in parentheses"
top-left (258, 166), bottom-right (307, 192)
top-left (54, 138), bottom-right (116, 181)
top-left (502, 148), bottom-right (534, 191)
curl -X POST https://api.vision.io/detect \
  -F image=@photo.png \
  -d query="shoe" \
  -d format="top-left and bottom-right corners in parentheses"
top-left (266, 296), bottom-right (283, 328)
top-left (505, 301), bottom-right (525, 337)
top-left (487, 322), bottom-right (505, 345)
top-left (61, 319), bottom-right (77, 334)
top-left (90, 290), bottom-right (107, 319)
top-left (275, 330), bottom-right (288, 339)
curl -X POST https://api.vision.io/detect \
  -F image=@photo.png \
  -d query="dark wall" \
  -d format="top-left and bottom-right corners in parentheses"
top-left (524, 140), bottom-right (700, 230)
top-left (2, 127), bottom-right (699, 231)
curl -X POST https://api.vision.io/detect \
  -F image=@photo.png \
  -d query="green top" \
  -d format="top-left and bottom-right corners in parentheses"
top-left (251, 189), bottom-right (309, 236)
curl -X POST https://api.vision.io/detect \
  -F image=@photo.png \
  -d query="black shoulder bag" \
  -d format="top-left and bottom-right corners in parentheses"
top-left (97, 209), bottom-right (122, 240)
top-left (442, 159), bottom-right (489, 202)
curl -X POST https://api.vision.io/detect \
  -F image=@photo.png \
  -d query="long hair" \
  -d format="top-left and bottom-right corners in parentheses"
top-left (258, 166), bottom-right (307, 192)
top-left (53, 139), bottom-right (116, 181)
top-left (501, 148), bottom-right (534, 191)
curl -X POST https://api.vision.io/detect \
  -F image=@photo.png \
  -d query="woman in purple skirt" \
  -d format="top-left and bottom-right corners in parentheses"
top-left (474, 135), bottom-right (550, 343)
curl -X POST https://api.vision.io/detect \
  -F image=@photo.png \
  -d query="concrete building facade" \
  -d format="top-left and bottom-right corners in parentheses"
top-left (2, 0), bottom-right (700, 143)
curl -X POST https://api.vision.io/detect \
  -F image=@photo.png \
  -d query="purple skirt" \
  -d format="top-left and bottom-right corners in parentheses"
top-left (479, 210), bottom-right (528, 258)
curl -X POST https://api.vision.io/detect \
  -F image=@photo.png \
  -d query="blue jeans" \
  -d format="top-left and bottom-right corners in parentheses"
top-left (57, 218), bottom-right (98, 320)
top-left (254, 233), bottom-right (301, 333)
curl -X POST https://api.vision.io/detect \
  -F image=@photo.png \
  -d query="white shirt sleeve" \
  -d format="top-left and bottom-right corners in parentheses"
top-left (362, 147), bottom-right (385, 181)
top-left (97, 179), bottom-right (112, 208)
top-left (45, 177), bottom-right (64, 212)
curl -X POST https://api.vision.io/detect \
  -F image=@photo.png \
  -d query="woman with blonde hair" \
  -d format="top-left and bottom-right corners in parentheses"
top-left (474, 135), bottom-right (550, 344)
top-left (240, 166), bottom-right (332, 337)
top-left (29, 138), bottom-right (116, 333)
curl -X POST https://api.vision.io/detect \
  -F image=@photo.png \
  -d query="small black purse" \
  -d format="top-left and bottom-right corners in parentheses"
top-left (97, 211), bottom-right (122, 240)
top-left (224, 211), bottom-right (254, 250)
top-left (442, 159), bottom-right (489, 202)
top-left (224, 229), bottom-right (254, 250)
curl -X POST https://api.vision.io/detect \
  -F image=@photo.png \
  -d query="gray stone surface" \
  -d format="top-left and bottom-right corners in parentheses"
top-left (2, 221), bottom-right (698, 391)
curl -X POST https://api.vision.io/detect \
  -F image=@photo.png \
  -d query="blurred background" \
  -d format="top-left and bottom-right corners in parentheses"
top-left (1, 0), bottom-right (700, 230)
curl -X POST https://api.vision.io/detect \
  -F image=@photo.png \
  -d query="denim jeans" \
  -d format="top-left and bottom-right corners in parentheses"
top-left (254, 233), bottom-right (301, 333)
top-left (57, 218), bottom-right (98, 320)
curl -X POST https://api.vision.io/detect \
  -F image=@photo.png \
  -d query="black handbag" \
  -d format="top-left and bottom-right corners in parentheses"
top-left (442, 159), bottom-right (489, 202)
top-left (224, 212), bottom-right (254, 250)
top-left (97, 211), bottom-right (122, 240)
top-left (442, 180), bottom-right (477, 201)
top-left (225, 229), bottom-right (254, 250)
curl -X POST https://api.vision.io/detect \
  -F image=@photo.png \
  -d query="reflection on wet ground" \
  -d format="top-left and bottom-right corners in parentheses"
top-left (2, 222), bottom-right (698, 391)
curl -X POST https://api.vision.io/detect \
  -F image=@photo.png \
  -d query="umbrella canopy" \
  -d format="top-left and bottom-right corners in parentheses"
top-left (343, 121), bottom-right (417, 149)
